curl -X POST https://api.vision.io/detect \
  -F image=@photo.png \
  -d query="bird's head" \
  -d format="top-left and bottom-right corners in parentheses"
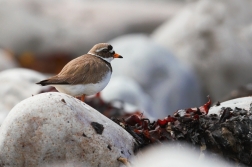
top-left (88, 43), bottom-right (123, 63)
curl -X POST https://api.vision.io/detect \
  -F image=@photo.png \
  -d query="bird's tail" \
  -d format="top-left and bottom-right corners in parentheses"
top-left (36, 80), bottom-right (51, 86)
top-left (36, 78), bottom-right (69, 86)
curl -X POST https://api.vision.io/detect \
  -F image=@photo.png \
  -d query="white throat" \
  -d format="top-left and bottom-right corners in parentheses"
top-left (88, 52), bottom-right (113, 63)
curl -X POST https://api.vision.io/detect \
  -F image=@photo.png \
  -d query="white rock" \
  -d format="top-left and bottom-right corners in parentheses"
top-left (0, 103), bottom-right (8, 125)
top-left (0, 68), bottom-right (46, 124)
top-left (0, 92), bottom-right (136, 166)
top-left (131, 143), bottom-right (231, 167)
top-left (0, 49), bottom-right (17, 71)
top-left (0, 0), bottom-right (183, 56)
top-left (209, 96), bottom-right (252, 115)
top-left (152, 0), bottom-right (252, 101)
top-left (109, 34), bottom-right (203, 118)
top-left (101, 76), bottom-right (153, 114)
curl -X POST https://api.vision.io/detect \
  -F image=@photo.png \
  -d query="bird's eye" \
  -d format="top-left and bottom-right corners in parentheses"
top-left (107, 45), bottom-right (113, 51)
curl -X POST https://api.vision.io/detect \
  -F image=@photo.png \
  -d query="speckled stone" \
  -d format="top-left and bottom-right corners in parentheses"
top-left (0, 92), bottom-right (136, 167)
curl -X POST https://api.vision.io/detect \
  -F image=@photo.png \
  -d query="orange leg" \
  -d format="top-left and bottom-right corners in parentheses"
top-left (81, 94), bottom-right (85, 102)
top-left (96, 92), bottom-right (101, 98)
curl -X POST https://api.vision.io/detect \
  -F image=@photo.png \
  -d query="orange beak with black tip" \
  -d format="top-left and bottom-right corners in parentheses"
top-left (114, 53), bottom-right (123, 58)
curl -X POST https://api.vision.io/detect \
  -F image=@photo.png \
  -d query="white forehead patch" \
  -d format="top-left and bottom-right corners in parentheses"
top-left (109, 49), bottom-right (114, 53)
top-left (95, 47), bottom-right (107, 53)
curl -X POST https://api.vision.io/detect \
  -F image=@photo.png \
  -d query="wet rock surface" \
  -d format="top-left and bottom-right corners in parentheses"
top-left (113, 97), bottom-right (252, 166)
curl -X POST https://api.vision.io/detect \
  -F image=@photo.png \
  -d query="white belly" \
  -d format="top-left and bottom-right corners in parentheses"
top-left (53, 72), bottom-right (111, 97)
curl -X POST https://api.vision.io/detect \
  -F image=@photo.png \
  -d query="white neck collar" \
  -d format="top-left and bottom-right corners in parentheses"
top-left (88, 52), bottom-right (113, 63)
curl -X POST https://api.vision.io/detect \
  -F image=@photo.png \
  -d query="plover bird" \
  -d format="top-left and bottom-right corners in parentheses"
top-left (36, 43), bottom-right (122, 101)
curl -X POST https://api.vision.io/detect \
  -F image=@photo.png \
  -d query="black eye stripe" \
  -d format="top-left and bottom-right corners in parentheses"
top-left (102, 49), bottom-right (108, 52)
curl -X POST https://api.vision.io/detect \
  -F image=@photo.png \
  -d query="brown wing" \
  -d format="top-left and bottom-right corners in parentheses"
top-left (38, 55), bottom-right (110, 86)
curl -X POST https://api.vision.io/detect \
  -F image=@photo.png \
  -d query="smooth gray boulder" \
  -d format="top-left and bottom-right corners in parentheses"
top-left (0, 92), bottom-right (136, 166)
top-left (152, 0), bottom-right (252, 101)
top-left (131, 143), bottom-right (231, 167)
top-left (101, 76), bottom-right (154, 118)
top-left (209, 96), bottom-right (252, 115)
top-left (0, 49), bottom-right (17, 71)
top-left (109, 34), bottom-right (203, 118)
top-left (0, 68), bottom-right (46, 125)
